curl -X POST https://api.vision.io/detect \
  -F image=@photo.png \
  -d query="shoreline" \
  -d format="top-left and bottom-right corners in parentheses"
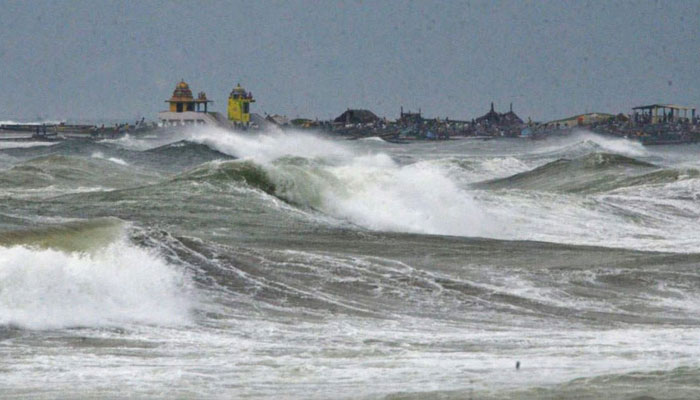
top-left (2, 123), bottom-right (700, 147)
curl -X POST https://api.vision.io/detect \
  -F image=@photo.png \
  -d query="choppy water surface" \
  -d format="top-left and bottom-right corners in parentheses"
top-left (1, 128), bottom-right (699, 399)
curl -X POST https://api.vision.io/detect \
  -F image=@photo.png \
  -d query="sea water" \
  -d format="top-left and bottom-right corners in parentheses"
top-left (1, 128), bottom-right (699, 399)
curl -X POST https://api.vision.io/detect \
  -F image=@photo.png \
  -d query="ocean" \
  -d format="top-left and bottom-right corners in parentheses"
top-left (1, 128), bottom-right (699, 399)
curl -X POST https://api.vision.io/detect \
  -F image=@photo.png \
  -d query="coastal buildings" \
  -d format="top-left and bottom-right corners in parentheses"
top-left (535, 103), bottom-right (700, 144)
top-left (2, 78), bottom-right (698, 144)
top-left (398, 107), bottom-right (422, 124)
top-left (158, 80), bottom-right (263, 129)
top-left (466, 103), bottom-right (524, 137)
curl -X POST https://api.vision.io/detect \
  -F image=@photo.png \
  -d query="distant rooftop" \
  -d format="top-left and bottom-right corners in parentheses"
top-left (334, 109), bottom-right (379, 124)
top-left (546, 112), bottom-right (614, 124)
top-left (632, 104), bottom-right (695, 111)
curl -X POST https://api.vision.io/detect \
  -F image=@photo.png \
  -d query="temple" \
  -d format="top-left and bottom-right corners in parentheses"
top-left (159, 80), bottom-right (227, 127)
top-left (227, 84), bottom-right (255, 126)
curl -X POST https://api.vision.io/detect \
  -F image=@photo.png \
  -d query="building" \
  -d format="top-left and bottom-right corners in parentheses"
top-left (227, 84), bottom-right (255, 126)
top-left (475, 103), bottom-right (523, 126)
top-left (632, 104), bottom-right (696, 124)
top-left (501, 104), bottom-right (524, 126)
top-left (544, 112), bottom-right (614, 129)
top-left (158, 80), bottom-right (228, 127)
top-left (333, 109), bottom-right (380, 125)
top-left (399, 106), bottom-right (423, 124)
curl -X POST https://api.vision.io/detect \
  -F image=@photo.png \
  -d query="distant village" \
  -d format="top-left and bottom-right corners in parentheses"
top-left (1, 80), bottom-right (699, 145)
top-left (308, 102), bottom-right (700, 145)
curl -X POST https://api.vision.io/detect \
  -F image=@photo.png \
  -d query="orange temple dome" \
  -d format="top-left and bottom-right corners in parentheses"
top-left (170, 80), bottom-right (194, 101)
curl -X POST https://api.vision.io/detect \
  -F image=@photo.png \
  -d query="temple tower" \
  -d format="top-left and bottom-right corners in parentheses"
top-left (167, 80), bottom-right (195, 112)
top-left (166, 80), bottom-right (212, 113)
top-left (227, 83), bottom-right (255, 124)
top-left (159, 80), bottom-right (217, 127)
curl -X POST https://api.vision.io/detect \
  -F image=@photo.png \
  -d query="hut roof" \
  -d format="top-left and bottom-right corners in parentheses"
top-left (334, 109), bottom-right (380, 124)
top-left (475, 103), bottom-right (523, 125)
top-left (475, 103), bottom-right (501, 123)
top-left (501, 111), bottom-right (524, 125)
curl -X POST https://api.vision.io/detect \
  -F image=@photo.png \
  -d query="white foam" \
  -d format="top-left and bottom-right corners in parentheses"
top-left (0, 120), bottom-right (64, 125)
top-left (91, 151), bottom-right (129, 166)
top-left (0, 141), bottom-right (58, 149)
top-left (536, 131), bottom-right (648, 157)
top-left (108, 157), bottom-right (128, 166)
top-left (431, 156), bottom-right (532, 185)
top-left (319, 154), bottom-right (488, 236)
top-left (187, 126), bottom-right (352, 163)
top-left (580, 132), bottom-right (648, 156)
top-left (359, 136), bottom-right (387, 143)
top-left (0, 239), bottom-right (193, 329)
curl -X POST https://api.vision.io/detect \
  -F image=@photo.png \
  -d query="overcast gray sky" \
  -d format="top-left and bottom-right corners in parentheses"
top-left (1, 0), bottom-right (699, 123)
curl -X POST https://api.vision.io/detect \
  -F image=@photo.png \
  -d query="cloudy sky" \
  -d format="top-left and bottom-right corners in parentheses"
top-left (1, 0), bottom-right (699, 122)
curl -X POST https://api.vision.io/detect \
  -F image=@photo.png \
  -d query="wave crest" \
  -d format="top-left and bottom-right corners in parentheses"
top-left (0, 222), bottom-right (193, 330)
top-left (476, 152), bottom-right (659, 193)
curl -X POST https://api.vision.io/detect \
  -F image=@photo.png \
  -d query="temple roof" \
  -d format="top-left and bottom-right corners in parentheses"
top-left (168, 80), bottom-right (194, 102)
top-left (230, 84), bottom-right (253, 100)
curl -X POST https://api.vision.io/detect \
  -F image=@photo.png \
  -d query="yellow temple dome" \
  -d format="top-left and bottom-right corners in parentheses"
top-left (229, 83), bottom-right (253, 100)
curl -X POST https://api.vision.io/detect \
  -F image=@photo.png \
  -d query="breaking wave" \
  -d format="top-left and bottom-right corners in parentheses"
top-left (0, 220), bottom-right (193, 329)
top-left (179, 127), bottom-right (488, 236)
top-left (169, 127), bottom-right (700, 252)
top-left (176, 159), bottom-right (276, 195)
top-left (187, 126), bottom-right (351, 163)
top-left (531, 131), bottom-right (649, 159)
